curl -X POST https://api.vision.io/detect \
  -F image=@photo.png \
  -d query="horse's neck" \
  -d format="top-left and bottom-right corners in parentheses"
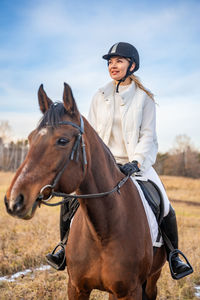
top-left (78, 125), bottom-right (123, 240)
top-left (80, 123), bottom-right (121, 195)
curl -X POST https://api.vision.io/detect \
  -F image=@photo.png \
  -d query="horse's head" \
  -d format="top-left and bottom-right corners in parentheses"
top-left (4, 83), bottom-right (87, 220)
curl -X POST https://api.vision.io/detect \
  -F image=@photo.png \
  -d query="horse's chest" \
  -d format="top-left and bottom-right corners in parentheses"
top-left (68, 246), bottom-right (140, 297)
top-left (68, 237), bottom-right (140, 288)
top-left (67, 211), bottom-right (148, 292)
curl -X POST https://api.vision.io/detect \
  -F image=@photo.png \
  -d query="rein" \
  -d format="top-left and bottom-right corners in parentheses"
top-left (39, 174), bottom-right (130, 207)
top-left (38, 115), bottom-right (130, 207)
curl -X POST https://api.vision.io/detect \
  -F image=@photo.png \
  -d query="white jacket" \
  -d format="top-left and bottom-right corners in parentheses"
top-left (88, 81), bottom-right (158, 173)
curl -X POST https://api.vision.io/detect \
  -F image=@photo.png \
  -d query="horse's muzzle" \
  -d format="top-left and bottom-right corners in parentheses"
top-left (4, 193), bottom-right (38, 220)
top-left (4, 194), bottom-right (25, 217)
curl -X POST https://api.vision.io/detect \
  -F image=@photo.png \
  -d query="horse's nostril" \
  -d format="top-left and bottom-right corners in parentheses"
top-left (4, 195), bottom-right (13, 214)
top-left (13, 194), bottom-right (24, 212)
top-left (4, 195), bottom-right (9, 209)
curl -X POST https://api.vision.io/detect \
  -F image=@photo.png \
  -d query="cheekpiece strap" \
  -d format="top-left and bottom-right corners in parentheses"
top-left (59, 116), bottom-right (87, 172)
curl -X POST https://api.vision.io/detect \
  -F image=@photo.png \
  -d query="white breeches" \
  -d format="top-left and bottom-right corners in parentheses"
top-left (142, 167), bottom-right (170, 217)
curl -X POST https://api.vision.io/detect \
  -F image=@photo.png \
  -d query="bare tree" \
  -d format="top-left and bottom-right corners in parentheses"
top-left (171, 135), bottom-right (198, 177)
top-left (0, 120), bottom-right (12, 142)
top-left (154, 135), bottom-right (200, 178)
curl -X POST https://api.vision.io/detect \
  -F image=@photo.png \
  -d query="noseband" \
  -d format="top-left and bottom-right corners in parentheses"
top-left (38, 115), bottom-right (130, 206)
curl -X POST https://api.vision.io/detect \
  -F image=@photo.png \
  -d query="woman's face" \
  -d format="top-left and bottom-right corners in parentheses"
top-left (108, 56), bottom-right (135, 81)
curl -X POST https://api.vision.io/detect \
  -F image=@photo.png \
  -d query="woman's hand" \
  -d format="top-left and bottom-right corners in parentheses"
top-left (119, 161), bottom-right (140, 176)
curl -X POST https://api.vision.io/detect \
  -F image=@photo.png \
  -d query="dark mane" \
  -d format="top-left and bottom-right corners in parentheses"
top-left (37, 102), bottom-right (67, 130)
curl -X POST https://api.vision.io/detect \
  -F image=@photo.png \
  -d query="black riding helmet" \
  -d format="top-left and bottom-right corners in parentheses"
top-left (103, 42), bottom-right (139, 72)
top-left (102, 42), bottom-right (140, 92)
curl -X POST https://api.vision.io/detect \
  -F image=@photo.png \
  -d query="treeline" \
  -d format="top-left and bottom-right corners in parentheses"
top-left (154, 134), bottom-right (200, 178)
top-left (1, 137), bottom-right (200, 178)
top-left (154, 148), bottom-right (200, 178)
top-left (0, 119), bottom-right (200, 178)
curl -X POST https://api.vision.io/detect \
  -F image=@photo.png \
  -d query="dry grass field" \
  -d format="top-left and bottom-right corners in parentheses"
top-left (0, 172), bottom-right (200, 300)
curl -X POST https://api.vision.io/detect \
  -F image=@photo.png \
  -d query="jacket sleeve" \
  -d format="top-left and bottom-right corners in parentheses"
top-left (132, 96), bottom-right (158, 168)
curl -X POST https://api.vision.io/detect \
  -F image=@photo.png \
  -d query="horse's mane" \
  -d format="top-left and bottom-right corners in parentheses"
top-left (37, 102), bottom-right (67, 130)
top-left (85, 118), bottom-right (118, 168)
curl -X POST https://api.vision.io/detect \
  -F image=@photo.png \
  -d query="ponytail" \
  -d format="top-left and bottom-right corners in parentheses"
top-left (130, 75), bottom-right (154, 101)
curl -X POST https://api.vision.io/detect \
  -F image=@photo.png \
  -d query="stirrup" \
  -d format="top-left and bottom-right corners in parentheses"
top-left (48, 242), bottom-right (66, 271)
top-left (169, 249), bottom-right (193, 280)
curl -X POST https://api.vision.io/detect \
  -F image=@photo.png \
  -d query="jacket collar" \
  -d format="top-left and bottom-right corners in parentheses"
top-left (99, 81), bottom-right (115, 98)
top-left (99, 80), bottom-right (136, 105)
top-left (119, 81), bottom-right (136, 105)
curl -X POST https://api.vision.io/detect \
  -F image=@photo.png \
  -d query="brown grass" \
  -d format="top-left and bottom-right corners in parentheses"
top-left (0, 172), bottom-right (200, 299)
top-left (161, 175), bottom-right (200, 204)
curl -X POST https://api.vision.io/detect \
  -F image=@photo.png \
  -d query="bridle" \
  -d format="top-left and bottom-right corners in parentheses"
top-left (38, 115), bottom-right (130, 207)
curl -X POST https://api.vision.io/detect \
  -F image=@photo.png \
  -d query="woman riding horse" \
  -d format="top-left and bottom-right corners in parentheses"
top-left (5, 82), bottom-right (193, 298)
top-left (46, 42), bottom-right (192, 279)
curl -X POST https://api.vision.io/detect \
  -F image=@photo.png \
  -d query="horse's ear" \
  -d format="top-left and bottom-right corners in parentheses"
top-left (63, 82), bottom-right (79, 115)
top-left (38, 84), bottom-right (53, 114)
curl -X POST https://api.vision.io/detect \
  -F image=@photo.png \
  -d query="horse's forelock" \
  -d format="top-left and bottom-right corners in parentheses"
top-left (37, 102), bottom-right (67, 130)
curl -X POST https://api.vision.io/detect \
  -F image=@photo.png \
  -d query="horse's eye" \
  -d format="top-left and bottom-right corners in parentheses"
top-left (57, 138), bottom-right (69, 146)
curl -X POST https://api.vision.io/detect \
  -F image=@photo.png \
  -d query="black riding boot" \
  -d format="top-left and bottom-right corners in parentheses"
top-left (46, 198), bottom-right (79, 270)
top-left (161, 205), bottom-right (192, 279)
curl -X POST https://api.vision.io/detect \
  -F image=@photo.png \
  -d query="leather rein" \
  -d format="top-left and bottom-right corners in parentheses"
top-left (38, 115), bottom-right (130, 207)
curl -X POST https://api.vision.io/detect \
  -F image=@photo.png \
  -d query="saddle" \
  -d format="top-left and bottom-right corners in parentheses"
top-left (136, 178), bottom-right (164, 226)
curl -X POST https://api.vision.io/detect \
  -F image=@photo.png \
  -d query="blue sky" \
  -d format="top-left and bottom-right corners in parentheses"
top-left (0, 0), bottom-right (199, 151)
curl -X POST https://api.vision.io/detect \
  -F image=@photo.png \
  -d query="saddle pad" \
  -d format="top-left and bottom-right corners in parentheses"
top-left (131, 177), bottom-right (163, 248)
top-left (136, 179), bottom-right (164, 226)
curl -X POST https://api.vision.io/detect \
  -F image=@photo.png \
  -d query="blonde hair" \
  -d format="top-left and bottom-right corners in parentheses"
top-left (130, 74), bottom-right (154, 101)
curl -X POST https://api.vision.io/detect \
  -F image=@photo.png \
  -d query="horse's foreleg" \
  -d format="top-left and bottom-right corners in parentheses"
top-left (145, 270), bottom-right (162, 300)
top-left (109, 293), bottom-right (117, 300)
top-left (114, 285), bottom-right (142, 300)
top-left (68, 278), bottom-right (90, 300)
top-left (68, 279), bottom-right (78, 300)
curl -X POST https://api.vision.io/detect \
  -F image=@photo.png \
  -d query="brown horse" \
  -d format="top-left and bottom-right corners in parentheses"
top-left (5, 83), bottom-right (166, 300)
